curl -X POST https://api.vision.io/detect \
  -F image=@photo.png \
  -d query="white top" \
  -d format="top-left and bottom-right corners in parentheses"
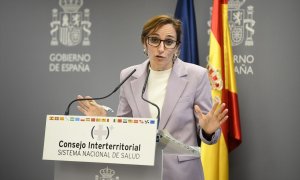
top-left (147, 67), bottom-right (172, 118)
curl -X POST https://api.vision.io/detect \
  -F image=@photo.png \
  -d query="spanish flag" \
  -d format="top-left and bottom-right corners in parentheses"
top-left (201, 0), bottom-right (242, 180)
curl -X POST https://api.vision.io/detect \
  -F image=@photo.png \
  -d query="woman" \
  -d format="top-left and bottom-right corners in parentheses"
top-left (77, 15), bottom-right (228, 180)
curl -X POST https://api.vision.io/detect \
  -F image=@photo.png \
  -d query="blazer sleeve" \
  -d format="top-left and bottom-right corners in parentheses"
top-left (200, 128), bottom-right (221, 145)
top-left (116, 69), bottom-right (133, 117)
top-left (194, 68), bottom-right (221, 145)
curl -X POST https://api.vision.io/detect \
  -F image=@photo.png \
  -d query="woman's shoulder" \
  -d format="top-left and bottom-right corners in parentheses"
top-left (120, 60), bottom-right (148, 78)
top-left (121, 65), bottom-right (137, 75)
top-left (177, 59), bottom-right (208, 76)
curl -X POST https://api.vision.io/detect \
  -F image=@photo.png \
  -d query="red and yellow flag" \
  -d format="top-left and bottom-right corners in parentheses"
top-left (201, 0), bottom-right (242, 180)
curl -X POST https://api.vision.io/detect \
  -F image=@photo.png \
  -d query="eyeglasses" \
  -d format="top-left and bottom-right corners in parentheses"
top-left (147, 36), bottom-right (179, 49)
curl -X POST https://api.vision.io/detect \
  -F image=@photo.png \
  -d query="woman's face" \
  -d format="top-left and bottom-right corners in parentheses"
top-left (144, 24), bottom-right (179, 71)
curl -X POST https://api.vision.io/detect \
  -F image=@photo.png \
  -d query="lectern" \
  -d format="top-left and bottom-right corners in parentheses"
top-left (43, 115), bottom-right (199, 180)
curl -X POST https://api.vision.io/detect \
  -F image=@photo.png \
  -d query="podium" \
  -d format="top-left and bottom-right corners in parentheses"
top-left (53, 143), bottom-right (164, 180)
top-left (43, 115), bottom-right (200, 180)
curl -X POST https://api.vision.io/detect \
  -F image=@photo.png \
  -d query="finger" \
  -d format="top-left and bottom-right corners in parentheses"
top-left (219, 115), bottom-right (229, 125)
top-left (77, 105), bottom-right (87, 115)
top-left (80, 96), bottom-right (93, 108)
top-left (90, 101), bottom-right (101, 107)
top-left (85, 95), bottom-right (93, 100)
top-left (78, 99), bottom-right (89, 110)
top-left (85, 96), bottom-right (97, 105)
top-left (194, 105), bottom-right (204, 119)
top-left (216, 103), bottom-right (226, 116)
top-left (218, 108), bottom-right (228, 120)
top-left (211, 100), bottom-right (220, 113)
top-left (77, 95), bottom-right (89, 109)
top-left (77, 95), bottom-right (83, 99)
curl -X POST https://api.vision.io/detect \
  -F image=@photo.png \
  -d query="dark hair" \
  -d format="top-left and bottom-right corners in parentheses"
top-left (141, 15), bottom-right (182, 44)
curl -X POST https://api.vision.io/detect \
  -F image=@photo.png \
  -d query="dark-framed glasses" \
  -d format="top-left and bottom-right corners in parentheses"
top-left (147, 36), bottom-right (179, 49)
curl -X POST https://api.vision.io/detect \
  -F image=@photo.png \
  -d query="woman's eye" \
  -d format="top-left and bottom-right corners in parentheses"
top-left (165, 39), bottom-right (174, 45)
top-left (151, 38), bottom-right (160, 43)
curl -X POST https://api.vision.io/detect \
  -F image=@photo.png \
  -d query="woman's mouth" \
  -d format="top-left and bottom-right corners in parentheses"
top-left (156, 55), bottom-right (165, 59)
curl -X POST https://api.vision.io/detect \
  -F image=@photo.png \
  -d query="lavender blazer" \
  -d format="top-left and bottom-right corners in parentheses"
top-left (117, 59), bottom-right (221, 180)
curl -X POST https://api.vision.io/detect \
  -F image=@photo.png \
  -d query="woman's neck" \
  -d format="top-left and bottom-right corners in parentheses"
top-left (149, 61), bottom-right (173, 71)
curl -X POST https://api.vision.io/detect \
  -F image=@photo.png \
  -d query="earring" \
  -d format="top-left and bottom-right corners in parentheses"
top-left (143, 49), bottom-right (148, 57)
top-left (173, 53), bottom-right (178, 61)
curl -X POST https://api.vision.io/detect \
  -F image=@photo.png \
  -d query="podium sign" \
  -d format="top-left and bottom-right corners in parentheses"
top-left (43, 115), bottom-right (157, 166)
top-left (54, 146), bottom-right (163, 180)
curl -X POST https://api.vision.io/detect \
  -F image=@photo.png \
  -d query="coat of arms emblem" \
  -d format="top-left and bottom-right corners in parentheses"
top-left (95, 167), bottom-right (120, 180)
top-left (50, 0), bottom-right (91, 46)
top-left (207, 0), bottom-right (255, 47)
top-left (228, 0), bottom-right (255, 46)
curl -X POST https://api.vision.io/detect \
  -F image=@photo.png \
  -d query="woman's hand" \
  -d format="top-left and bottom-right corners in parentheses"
top-left (194, 100), bottom-right (228, 135)
top-left (76, 95), bottom-right (107, 116)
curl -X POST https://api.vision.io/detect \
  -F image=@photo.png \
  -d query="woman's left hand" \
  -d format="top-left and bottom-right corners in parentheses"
top-left (194, 101), bottom-right (228, 135)
top-left (77, 95), bottom-right (107, 117)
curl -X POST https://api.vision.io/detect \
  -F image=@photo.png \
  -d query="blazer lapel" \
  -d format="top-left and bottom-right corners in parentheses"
top-left (160, 59), bottom-right (188, 129)
top-left (130, 61), bottom-right (151, 118)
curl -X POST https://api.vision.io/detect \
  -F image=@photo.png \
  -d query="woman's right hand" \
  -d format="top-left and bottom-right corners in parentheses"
top-left (77, 95), bottom-right (107, 116)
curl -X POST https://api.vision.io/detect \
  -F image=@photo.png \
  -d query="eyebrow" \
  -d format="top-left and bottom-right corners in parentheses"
top-left (149, 33), bottom-right (176, 39)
